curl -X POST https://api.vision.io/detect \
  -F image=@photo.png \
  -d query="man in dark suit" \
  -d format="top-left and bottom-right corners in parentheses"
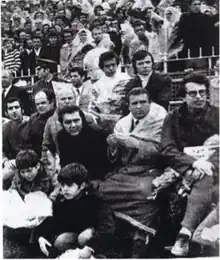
top-left (2, 69), bottom-right (32, 116)
top-left (123, 50), bottom-right (172, 113)
top-left (33, 58), bottom-right (56, 94)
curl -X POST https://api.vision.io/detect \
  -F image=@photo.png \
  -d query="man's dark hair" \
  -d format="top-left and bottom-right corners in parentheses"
top-left (99, 51), bottom-right (119, 70)
top-left (34, 88), bottom-right (56, 104)
top-left (126, 87), bottom-right (151, 104)
top-left (178, 73), bottom-right (210, 97)
top-left (63, 29), bottom-right (73, 36)
top-left (94, 5), bottom-right (104, 15)
top-left (16, 149), bottom-right (39, 170)
top-left (3, 38), bottom-right (11, 46)
top-left (131, 19), bottom-right (145, 28)
top-left (58, 105), bottom-right (86, 127)
top-left (58, 163), bottom-right (88, 186)
top-left (32, 34), bottom-right (42, 41)
top-left (5, 97), bottom-right (23, 112)
top-left (69, 67), bottom-right (85, 77)
top-left (90, 24), bottom-right (102, 32)
top-left (132, 50), bottom-right (154, 74)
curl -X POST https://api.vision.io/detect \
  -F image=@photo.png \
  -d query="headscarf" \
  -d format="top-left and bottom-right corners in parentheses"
top-left (70, 28), bottom-right (94, 59)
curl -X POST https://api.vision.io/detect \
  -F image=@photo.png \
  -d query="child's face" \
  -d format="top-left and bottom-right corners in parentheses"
top-left (61, 183), bottom-right (80, 200)
top-left (20, 164), bottom-right (40, 182)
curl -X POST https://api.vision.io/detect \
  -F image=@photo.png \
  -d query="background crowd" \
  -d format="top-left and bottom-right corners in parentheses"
top-left (2, 0), bottom-right (220, 259)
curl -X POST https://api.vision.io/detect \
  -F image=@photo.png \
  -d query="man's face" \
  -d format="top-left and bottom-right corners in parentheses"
top-left (62, 111), bottom-right (83, 136)
top-left (58, 89), bottom-right (76, 109)
top-left (26, 39), bottom-right (33, 49)
top-left (19, 32), bottom-right (26, 41)
top-left (4, 41), bottom-right (13, 51)
top-left (80, 15), bottom-right (87, 24)
top-left (70, 71), bottom-right (83, 87)
top-left (66, 0), bottom-right (73, 8)
top-left (2, 71), bottom-right (12, 88)
top-left (102, 58), bottom-right (118, 77)
top-left (135, 55), bottom-right (153, 76)
top-left (129, 93), bottom-right (150, 120)
top-left (33, 38), bottom-right (42, 49)
top-left (61, 182), bottom-right (80, 200)
top-left (49, 36), bottom-right (58, 45)
top-left (34, 91), bottom-right (52, 115)
top-left (184, 82), bottom-right (207, 110)
top-left (6, 101), bottom-right (23, 121)
top-left (92, 28), bottom-right (103, 43)
top-left (64, 32), bottom-right (72, 43)
top-left (190, 0), bottom-right (201, 13)
top-left (134, 25), bottom-right (145, 36)
top-left (20, 164), bottom-right (39, 182)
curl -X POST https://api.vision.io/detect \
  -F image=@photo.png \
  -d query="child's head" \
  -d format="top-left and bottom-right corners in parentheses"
top-left (58, 163), bottom-right (88, 200)
top-left (16, 150), bottom-right (40, 182)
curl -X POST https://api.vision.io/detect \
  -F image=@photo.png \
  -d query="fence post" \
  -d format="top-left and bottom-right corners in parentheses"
top-left (163, 52), bottom-right (168, 73)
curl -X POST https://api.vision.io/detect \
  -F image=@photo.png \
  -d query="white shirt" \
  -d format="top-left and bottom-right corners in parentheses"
top-left (34, 48), bottom-right (41, 57)
top-left (3, 84), bottom-right (13, 97)
top-left (74, 85), bottom-right (83, 106)
top-left (138, 71), bottom-right (152, 87)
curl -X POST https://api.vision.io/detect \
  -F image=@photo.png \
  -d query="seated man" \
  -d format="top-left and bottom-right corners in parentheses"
top-left (99, 87), bottom-right (167, 257)
top-left (123, 50), bottom-right (172, 112)
top-left (160, 73), bottom-right (219, 257)
top-left (57, 105), bottom-right (111, 180)
top-left (88, 51), bottom-right (130, 133)
top-left (22, 89), bottom-right (55, 157)
top-left (3, 97), bottom-right (29, 188)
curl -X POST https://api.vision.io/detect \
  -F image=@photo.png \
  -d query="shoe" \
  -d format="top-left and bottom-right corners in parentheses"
top-left (171, 234), bottom-right (190, 256)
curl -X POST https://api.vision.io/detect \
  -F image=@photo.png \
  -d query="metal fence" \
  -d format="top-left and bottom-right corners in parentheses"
top-left (11, 52), bottom-right (219, 113)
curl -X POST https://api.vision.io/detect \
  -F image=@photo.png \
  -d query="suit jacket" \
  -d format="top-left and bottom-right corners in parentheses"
top-left (123, 72), bottom-right (172, 113)
top-left (2, 85), bottom-right (32, 116)
top-left (20, 50), bottom-right (36, 75)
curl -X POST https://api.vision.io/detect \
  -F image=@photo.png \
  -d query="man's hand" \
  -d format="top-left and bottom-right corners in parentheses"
top-left (79, 246), bottom-right (94, 259)
top-left (192, 159), bottom-right (214, 176)
top-left (107, 133), bottom-right (118, 146)
top-left (3, 159), bottom-right (16, 169)
top-left (116, 135), bottom-right (139, 149)
top-left (38, 237), bottom-right (52, 256)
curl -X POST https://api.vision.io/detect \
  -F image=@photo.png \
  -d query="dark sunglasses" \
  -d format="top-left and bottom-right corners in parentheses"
top-left (186, 89), bottom-right (207, 98)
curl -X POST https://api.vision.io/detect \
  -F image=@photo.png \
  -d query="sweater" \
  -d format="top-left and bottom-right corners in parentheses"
top-left (57, 127), bottom-right (111, 180)
top-left (35, 186), bottom-right (115, 254)
top-left (160, 102), bottom-right (219, 175)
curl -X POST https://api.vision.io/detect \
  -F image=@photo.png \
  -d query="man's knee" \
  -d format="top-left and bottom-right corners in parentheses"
top-left (77, 228), bottom-right (94, 247)
top-left (54, 232), bottom-right (77, 252)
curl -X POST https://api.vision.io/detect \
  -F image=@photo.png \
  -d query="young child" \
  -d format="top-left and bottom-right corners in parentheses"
top-left (10, 149), bottom-right (53, 199)
top-left (35, 163), bottom-right (115, 258)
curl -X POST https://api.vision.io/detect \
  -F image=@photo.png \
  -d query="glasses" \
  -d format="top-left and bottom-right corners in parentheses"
top-left (186, 89), bottom-right (207, 98)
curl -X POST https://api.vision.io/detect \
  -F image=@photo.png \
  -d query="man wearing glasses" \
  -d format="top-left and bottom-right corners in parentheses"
top-left (160, 73), bottom-right (219, 256)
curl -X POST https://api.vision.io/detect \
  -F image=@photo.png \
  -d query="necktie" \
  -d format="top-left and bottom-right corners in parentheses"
top-left (76, 88), bottom-right (80, 95)
top-left (130, 119), bottom-right (139, 132)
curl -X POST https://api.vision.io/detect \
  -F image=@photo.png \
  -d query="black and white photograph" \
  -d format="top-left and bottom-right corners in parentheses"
top-left (2, 0), bottom-right (219, 258)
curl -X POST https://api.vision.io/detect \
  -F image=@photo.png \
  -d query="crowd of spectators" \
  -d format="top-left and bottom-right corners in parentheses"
top-left (2, 0), bottom-right (219, 258)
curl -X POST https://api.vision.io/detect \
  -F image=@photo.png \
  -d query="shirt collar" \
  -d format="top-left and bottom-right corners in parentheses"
top-left (138, 71), bottom-right (152, 82)
top-left (74, 85), bottom-right (83, 94)
top-left (4, 84), bottom-right (12, 97)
